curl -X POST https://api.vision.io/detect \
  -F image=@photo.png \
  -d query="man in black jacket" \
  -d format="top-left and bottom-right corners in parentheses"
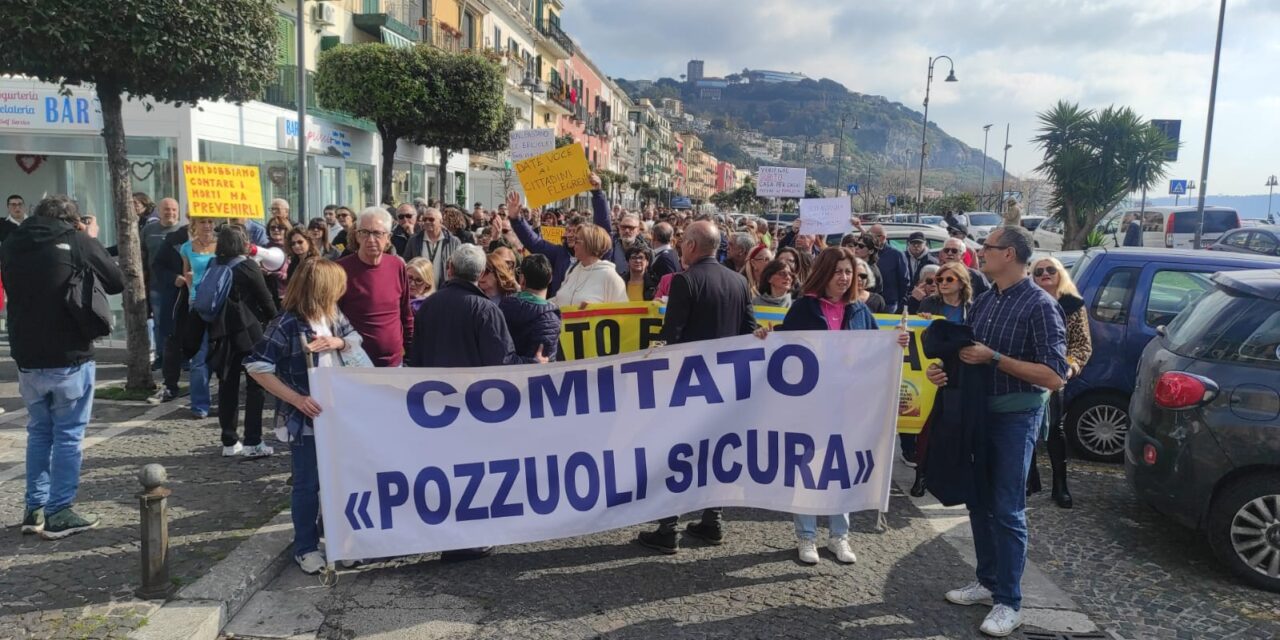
top-left (648, 222), bottom-right (680, 281)
top-left (636, 220), bottom-right (757, 554)
top-left (1, 195), bottom-right (124, 540)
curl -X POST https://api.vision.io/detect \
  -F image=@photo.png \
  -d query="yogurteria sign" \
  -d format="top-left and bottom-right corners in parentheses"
top-left (0, 88), bottom-right (102, 131)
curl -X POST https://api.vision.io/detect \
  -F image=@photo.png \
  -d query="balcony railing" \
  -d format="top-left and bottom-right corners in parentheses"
top-left (505, 57), bottom-right (528, 85)
top-left (548, 75), bottom-right (572, 110)
top-left (539, 21), bottom-right (574, 56)
top-left (431, 22), bottom-right (464, 53)
top-left (260, 65), bottom-right (375, 132)
top-left (354, 0), bottom-right (424, 42)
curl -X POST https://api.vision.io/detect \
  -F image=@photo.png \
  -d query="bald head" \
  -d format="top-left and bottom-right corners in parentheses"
top-left (683, 221), bottom-right (720, 259)
top-left (868, 224), bottom-right (888, 248)
top-left (156, 197), bottom-right (180, 226)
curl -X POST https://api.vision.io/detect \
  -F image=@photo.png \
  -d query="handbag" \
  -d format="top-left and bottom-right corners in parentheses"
top-left (63, 237), bottom-right (113, 341)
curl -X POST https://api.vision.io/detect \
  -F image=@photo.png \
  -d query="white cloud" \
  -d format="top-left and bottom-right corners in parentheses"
top-left (564, 0), bottom-right (1280, 194)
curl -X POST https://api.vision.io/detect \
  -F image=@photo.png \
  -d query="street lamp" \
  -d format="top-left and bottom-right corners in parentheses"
top-left (979, 124), bottom-right (992, 208)
top-left (1267, 175), bottom-right (1278, 223)
top-left (835, 114), bottom-right (859, 195)
top-left (998, 124), bottom-right (1011, 215)
top-left (916, 55), bottom-right (957, 217)
top-left (520, 72), bottom-right (544, 129)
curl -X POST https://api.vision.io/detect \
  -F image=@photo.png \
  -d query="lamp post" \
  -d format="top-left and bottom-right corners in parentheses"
top-left (1193, 0), bottom-right (1227, 249)
top-left (916, 55), bottom-right (957, 218)
top-left (1268, 175), bottom-right (1278, 223)
top-left (835, 113), bottom-right (859, 195)
top-left (979, 124), bottom-right (992, 208)
top-left (295, 0), bottom-right (307, 220)
top-left (521, 72), bottom-right (544, 129)
top-left (998, 124), bottom-right (1011, 215)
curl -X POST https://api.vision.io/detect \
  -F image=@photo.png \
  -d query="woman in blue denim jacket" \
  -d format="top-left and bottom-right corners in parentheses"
top-left (245, 259), bottom-right (364, 575)
top-left (756, 247), bottom-right (909, 565)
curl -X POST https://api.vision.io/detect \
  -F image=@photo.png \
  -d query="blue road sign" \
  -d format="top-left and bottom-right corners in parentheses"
top-left (887, 194), bottom-right (897, 205)
top-left (1169, 179), bottom-right (1187, 195)
top-left (1152, 120), bottom-right (1181, 162)
top-left (846, 184), bottom-right (860, 195)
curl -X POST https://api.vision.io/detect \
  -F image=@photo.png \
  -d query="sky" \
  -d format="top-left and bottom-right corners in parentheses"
top-left (563, 0), bottom-right (1280, 196)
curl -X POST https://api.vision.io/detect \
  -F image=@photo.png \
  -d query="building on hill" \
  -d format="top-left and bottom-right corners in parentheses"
top-left (687, 60), bottom-right (704, 83)
top-left (746, 69), bottom-right (807, 84)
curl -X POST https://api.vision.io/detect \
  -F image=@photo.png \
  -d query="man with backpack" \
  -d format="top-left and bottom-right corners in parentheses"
top-left (0, 195), bottom-right (124, 539)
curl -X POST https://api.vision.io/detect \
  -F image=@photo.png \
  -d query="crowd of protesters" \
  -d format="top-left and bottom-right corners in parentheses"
top-left (1, 183), bottom-right (1075, 637)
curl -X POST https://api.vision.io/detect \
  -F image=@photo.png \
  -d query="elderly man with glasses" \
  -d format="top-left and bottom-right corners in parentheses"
top-left (336, 208), bottom-right (413, 368)
top-left (391, 203), bottom-right (417, 255)
top-left (941, 237), bottom-right (990, 298)
top-left (606, 212), bottom-right (649, 276)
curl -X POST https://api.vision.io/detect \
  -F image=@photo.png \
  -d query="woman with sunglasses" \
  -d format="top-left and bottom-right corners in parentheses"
top-left (751, 259), bottom-right (794, 308)
top-left (744, 244), bottom-right (773, 295)
top-left (775, 246), bottom-right (811, 297)
top-left (306, 218), bottom-right (341, 260)
top-left (851, 237), bottom-right (883, 297)
top-left (285, 227), bottom-right (319, 291)
top-left (1027, 256), bottom-right (1091, 508)
top-left (756, 247), bottom-right (909, 565)
top-left (404, 257), bottom-right (436, 316)
top-left (853, 257), bottom-right (886, 313)
top-left (907, 264), bottom-right (941, 314)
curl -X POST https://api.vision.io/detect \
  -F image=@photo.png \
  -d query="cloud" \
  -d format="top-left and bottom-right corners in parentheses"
top-left (564, 0), bottom-right (1280, 194)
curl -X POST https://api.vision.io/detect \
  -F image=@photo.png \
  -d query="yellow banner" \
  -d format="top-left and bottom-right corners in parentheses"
top-left (540, 226), bottom-right (566, 245)
top-left (515, 145), bottom-right (593, 209)
top-left (558, 302), bottom-right (939, 434)
top-left (183, 161), bottom-right (265, 219)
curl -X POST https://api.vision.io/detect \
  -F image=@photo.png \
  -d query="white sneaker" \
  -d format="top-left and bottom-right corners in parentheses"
top-left (797, 539), bottom-right (819, 564)
top-left (241, 442), bottom-right (274, 458)
top-left (945, 581), bottom-right (994, 606)
top-left (827, 537), bottom-right (857, 564)
top-left (979, 604), bottom-right (1022, 637)
top-left (295, 551), bottom-right (326, 575)
top-left (222, 442), bottom-right (244, 457)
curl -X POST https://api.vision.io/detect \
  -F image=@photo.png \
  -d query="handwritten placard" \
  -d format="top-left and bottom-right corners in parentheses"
top-left (510, 129), bottom-right (556, 162)
top-left (183, 161), bottom-right (265, 219)
top-left (799, 196), bottom-right (853, 236)
top-left (515, 145), bottom-right (593, 209)
top-left (540, 226), bottom-right (566, 245)
top-left (756, 166), bottom-right (806, 198)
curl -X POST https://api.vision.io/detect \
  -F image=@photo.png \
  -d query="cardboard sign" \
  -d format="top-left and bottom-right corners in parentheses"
top-left (756, 166), bottom-right (806, 198)
top-left (515, 145), bottom-right (593, 209)
top-left (540, 225), bottom-right (566, 245)
top-left (799, 196), bottom-right (853, 236)
top-left (510, 128), bottom-right (556, 162)
top-left (183, 161), bottom-right (265, 219)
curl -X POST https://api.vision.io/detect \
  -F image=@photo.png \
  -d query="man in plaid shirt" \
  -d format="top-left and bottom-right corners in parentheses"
top-left (926, 225), bottom-right (1068, 638)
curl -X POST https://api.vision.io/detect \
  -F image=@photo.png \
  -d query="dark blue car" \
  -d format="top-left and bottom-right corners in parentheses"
top-left (1063, 248), bottom-right (1280, 462)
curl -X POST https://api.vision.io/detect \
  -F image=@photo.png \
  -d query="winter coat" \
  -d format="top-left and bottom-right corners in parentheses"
top-left (408, 279), bottom-right (523, 368)
top-left (208, 258), bottom-right (278, 376)
top-left (876, 244), bottom-right (911, 313)
top-left (776, 295), bottom-right (877, 332)
top-left (921, 319), bottom-right (989, 507)
top-left (499, 292), bottom-right (562, 360)
top-left (550, 260), bottom-right (628, 307)
top-left (0, 217), bottom-right (124, 369)
top-left (511, 190), bottom-right (612, 296)
top-left (403, 229), bottom-right (461, 288)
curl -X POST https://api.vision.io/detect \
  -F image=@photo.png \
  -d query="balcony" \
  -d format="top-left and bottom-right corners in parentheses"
top-left (505, 56), bottom-right (528, 86)
top-left (260, 65), bottom-right (376, 132)
top-left (537, 21), bottom-right (574, 59)
top-left (430, 21), bottom-right (464, 53)
top-left (353, 0), bottom-right (424, 42)
top-left (547, 73), bottom-right (572, 113)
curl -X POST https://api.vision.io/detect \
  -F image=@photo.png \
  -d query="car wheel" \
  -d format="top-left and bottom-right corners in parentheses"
top-left (1066, 393), bottom-right (1128, 463)
top-left (1207, 473), bottom-right (1280, 593)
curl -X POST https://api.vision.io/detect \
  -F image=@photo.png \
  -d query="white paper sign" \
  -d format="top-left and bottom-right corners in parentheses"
top-left (310, 332), bottom-right (901, 561)
top-left (510, 128), bottom-right (556, 162)
top-left (799, 197), bottom-right (854, 235)
top-left (756, 166), bottom-right (807, 198)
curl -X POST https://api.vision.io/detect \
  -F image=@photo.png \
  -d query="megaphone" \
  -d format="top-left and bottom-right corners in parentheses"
top-left (249, 244), bottom-right (286, 273)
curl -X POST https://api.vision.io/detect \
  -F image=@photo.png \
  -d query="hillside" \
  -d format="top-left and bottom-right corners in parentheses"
top-left (618, 76), bottom-right (1003, 200)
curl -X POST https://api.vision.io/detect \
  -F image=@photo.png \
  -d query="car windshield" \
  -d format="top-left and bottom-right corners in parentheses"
top-left (967, 213), bottom-right (1001, 226)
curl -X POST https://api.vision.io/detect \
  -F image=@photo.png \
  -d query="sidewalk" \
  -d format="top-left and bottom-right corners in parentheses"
top-left (0, 346), bottom-right (292, 640)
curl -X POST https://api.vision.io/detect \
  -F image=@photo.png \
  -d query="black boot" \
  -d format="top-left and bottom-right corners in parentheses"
top-left (636, 528), bottom-right (679, 554)
top-left (910, 467), bottom-right (927, 497)
top-left (1048, 434), bottom-right (1073, 509)
top-left (1026, 448), bottom-right (1043, 496)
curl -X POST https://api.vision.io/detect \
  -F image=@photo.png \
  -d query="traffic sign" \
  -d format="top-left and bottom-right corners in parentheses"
top-left (1151, 120), bottom-right (1181, 161)
top-left (887, 195), bottom-right (897, 205)
top-left (1169, 179), bottom-right (1187, 195)
top-left (846, 184), bottom-right (860, 195)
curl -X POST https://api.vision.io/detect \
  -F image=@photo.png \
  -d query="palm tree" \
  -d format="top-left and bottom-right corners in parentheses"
top-left (1034, 100), bottom-right (1175, 249)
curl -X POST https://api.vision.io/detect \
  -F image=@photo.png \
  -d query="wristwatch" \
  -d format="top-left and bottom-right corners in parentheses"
top-left (991, 351), bottom-right (1003, 365)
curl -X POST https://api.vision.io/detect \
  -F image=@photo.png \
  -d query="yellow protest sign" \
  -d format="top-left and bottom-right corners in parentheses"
top-left (515, 145), bottom-right (592, 209)
top-left (540, 226), bottom-right (566, 245)
top-left (183, 161), bottom-right (265, 219)
top-left (557, 303), bottom-right (940, 434)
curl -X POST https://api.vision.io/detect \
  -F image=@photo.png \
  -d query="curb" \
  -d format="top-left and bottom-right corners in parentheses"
top-left (130, 510), bottom-right (294, 640)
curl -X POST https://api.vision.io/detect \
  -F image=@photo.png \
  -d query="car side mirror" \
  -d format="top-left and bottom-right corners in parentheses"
top-left (1156, 325), bottom-right (1166, 337)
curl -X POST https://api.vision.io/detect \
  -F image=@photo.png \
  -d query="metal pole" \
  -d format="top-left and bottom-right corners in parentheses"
top-left (998, 124), bottom-right (1010, 216)
top-left (296, 0), bottom-right (307, 221)
top-left (980, 124), bottom-right (991, 209)
top-left (1266, 175), bottom-right (1277, 221)
top-left (916, 58), bottom-right (933, 214)
top-left (865, 163), bottom-right (872, 212)
top-left (836, 116), bottom-right (846, 194)
top-left (1194, 0), bottom-right (1227, 250)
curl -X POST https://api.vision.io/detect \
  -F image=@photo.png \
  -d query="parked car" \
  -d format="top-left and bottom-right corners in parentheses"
top-left (1138, 206), bottom-right (1241, 249)
top-left (1063, 247), bottom-right (1280, 462)
top-left (1032, 209), bottom-right (1125, 251)
top-left (1126, 268), bottom-right (1280, 592)
top-left (963, 211), bottom-right (1004, 240)
top-left (1207, 225), bottom-right (1280, 257)
top-left (1021, 215), bottom-right (1046, 231)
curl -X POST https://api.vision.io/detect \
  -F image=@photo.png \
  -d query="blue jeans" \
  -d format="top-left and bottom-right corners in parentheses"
top-left (21, 362), bottom-right (96, 514)
top-left (291, 436), bottom-right (320, 557)
top-left (794, 513), bottom-right (850, 541)
top-left (967, 407), bottom-right (1043, 610)
top-left (190, 335), bottom-right (210, 414)
top-left (150, 287), bottom-right (176, 366)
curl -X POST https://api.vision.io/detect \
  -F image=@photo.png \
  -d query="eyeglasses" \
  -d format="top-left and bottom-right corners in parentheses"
top-left (619, 224), bottom-right (639, 231)
top-left (398, 214), bottom-right (415, 220)
top-left (628, 254), bottom-right (647, 261)
top-left (941, 247), bottom-right (961, 254)
top-left (857, 273), bottom-right (869, 281)
top-left (751, 255), bottom-right (771, 263)
top-left (923, 278), bottom-right (935, 285)
top-left (937, 275), bottom-right (959, 284)
top-left (356, 229), bottom-right (388, 239)
top-left (290, 240), bottom-right (308, 247)
top-left (336, 214), bottom-right (351, 220)
top-left (408, 276), bottom-right (425, 284)
top-left (270, 227), bottom-right (289, 233)
top-left (6, 202), bottom-right (22, 208)
top-left (1033, 266), bottom-right (1059, 277)
top-left (981, 243), bottom-right (1010, 251)
top-left (774, 271), bottom-right (794, 279)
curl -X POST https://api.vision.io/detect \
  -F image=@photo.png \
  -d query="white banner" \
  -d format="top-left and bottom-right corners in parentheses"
top-left (509, 128), bottom-right (556, 162)
top-left (799, 196), bottom-right (854, 236)
top-left (311, 332), bottom-right (901, 562)
top-left (756, 166), bottom-right (807, 198)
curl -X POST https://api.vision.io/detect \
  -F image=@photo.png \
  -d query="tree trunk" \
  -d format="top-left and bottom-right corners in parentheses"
top-left (379, 127), bottom-right (398, 205)
top-left (99, 89), bottom-right (153, 391)
top-left (436, 147), bottom-right (452, 205)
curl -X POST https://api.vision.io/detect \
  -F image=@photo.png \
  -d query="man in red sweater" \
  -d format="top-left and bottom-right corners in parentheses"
top-left (338, 208), bottom-right (413, 367)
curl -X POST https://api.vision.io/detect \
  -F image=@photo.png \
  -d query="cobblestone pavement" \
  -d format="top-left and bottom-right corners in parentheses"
top-left (1026, 457), bottom-right (1280, 640)
top-left (0, 347), bottom-right (292, 640)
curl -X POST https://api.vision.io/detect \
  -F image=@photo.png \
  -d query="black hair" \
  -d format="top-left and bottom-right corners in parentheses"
top-left (33, 195), bottom-right (79, 225)
top-left (625, 244), bottom-right (653, 264)
top-left (6, 194), bottom-right (23, 204)
top-left (520, 254), bottom-right (553, 291)
top-left (216, 225), bottom-right (249, 260)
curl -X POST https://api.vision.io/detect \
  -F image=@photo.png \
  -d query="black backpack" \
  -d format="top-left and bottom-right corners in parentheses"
top-left (63, 236), bottom-right (113, 341)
